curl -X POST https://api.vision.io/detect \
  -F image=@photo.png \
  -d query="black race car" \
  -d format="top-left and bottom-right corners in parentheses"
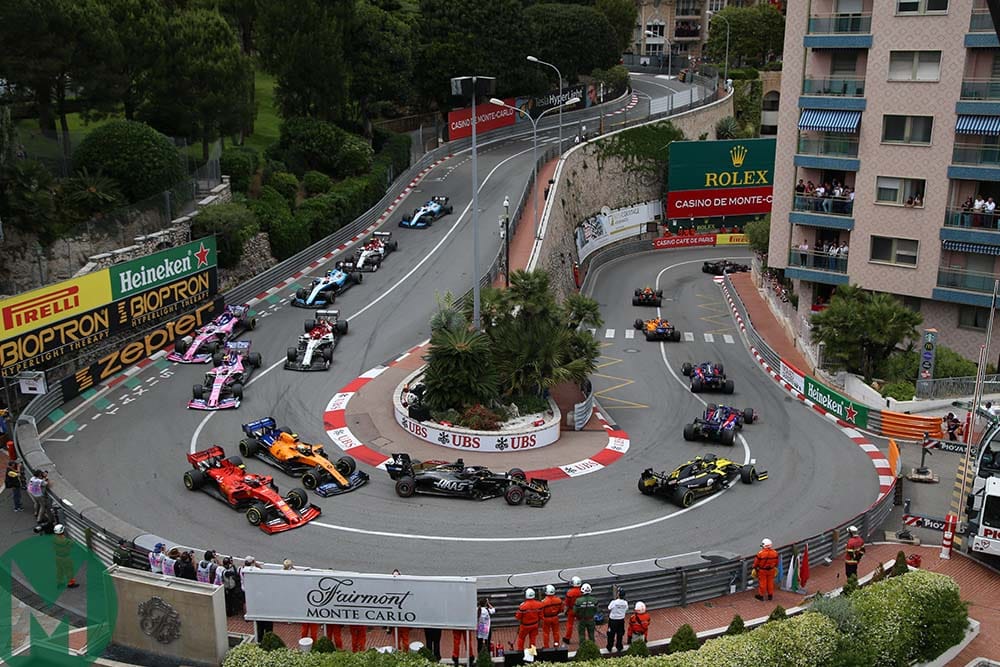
top-left (683, 404), bottom-right (756, 446)
top-left (632, 287), bottom-right (663, 307)
top-left (681, 361), bottom-right (734, 394)
top-left (703, 260), bottom-right (750, 275)
top-left (638, 453), bottom-right (767, 508)
top-left (384, 453), bottom-right (550, 507)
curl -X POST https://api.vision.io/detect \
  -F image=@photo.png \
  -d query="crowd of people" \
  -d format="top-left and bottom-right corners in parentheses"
top-left (794, 178), bottom-right (855, 215)
top-left (795, 238), bottom-right (849, 271)
top-left (958, 194), bottom-right (998, 228)
top-left (143, 543), bottom-right (249, 617)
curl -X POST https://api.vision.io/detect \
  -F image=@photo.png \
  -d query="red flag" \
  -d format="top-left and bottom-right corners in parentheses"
top-left (799, 543), bottom-right (810, 587)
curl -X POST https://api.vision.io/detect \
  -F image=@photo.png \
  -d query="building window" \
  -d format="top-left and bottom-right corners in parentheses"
top-left (888, 51), bottom-right (941, 81)
top-left (870, 236), bottom-right (919, 266)
top-left (645, 43), bottom-right (664, 56)
top-left (959, 305), bottom-right (990, 330)
top-left (875, 176), bottom-right (926, 206)
top-left (882, 115), bottom-right (933, 144)
top-left (645, 23), bottom-right (665, 37)
top-left (708, 0), bottom-right (727, 11)
top-left (897, 0), bottom-right (948, 14)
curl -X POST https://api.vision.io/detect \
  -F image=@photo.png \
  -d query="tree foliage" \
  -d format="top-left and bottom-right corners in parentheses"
top-left (189, 202), bottom-right (259, 268)
top-left (705, 4), bottom-right (785, 69)
top-left (810, 286), bottom-right (923, 381)
top-left (744, 215), bottom-right (770, 255)
top-left (525, 3), bottom-right (620, 83)
top-left (595, 0), bottom-right (637, 54)
top-left (725, 614), bottom-right (746, 635)
top-left (99, 0), bottom-right (167, 120)
top-left (669, 623), bottom-right (700, 653)
top-left (60, 168), bottom-right (124, 222)
top-left (72, 119), bottom-right (185, 202)
top-left (349, 0), bottom-right (415, 133)
top-left (422, 325), bottom-right (499, 413)
top-left (877, 344), bottom-right (979, 382)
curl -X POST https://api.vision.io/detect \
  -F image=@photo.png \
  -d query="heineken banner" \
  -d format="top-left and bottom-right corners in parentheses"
top-left (667, 138), bottom-right (776, 219)
top-left (804, 376), bottom-right (868, 428)
top-left (110, 237), bottom-right (216, 300)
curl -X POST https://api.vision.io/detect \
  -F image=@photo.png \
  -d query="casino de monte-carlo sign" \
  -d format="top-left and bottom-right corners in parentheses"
top-left (242, 569), bottom-right (478, 630)
top-left (666, 138), bottom-right (777, 219)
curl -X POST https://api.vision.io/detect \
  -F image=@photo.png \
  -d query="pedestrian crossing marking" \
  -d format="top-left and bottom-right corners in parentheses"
top-left (723, 334), bottom-right (735, 344)
top-left (625, 329), bottom-right (635, 339)
top-left (684, 332), bottom-right (695, 341)
top-left (605, 329), bottom-right (615, 339)
top-left (704, 333), bottom-right (715, 343)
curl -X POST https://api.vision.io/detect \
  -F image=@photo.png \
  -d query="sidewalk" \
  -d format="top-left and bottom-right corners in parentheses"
top-left (729, 272), bottom-right (813, 375)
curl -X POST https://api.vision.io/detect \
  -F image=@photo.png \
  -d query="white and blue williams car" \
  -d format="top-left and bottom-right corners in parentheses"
top-left (399, 196), bottom-right (453, 228)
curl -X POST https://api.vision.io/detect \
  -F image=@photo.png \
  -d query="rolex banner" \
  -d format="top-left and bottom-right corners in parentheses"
top-left (667, 138), bottom-right (776, 219)
top-left (242, 569), bottom-right (478, 629)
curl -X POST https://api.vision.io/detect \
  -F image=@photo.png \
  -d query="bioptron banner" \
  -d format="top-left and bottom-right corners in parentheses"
top-left (667, 138), bottom-right (776, 219)
top-left (575, 201), bottom-right (663, 261)
top-left (0, 237), bottom-right (217, 378)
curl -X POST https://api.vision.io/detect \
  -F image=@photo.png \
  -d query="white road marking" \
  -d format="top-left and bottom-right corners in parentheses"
top-left (625, 329), bottom-right (635, 339)
top-left (190, 144), bottom-right (540, 454)
top-left (724, 334), bottom-right (735, 344)
top-left (588, 328), bottom-right (597, 336)
top-left (605, 329), bottom-right (615, 339)
top-left (704, 333), bottom-right (715, 343)
top-left (44, 436), bottom-right (74, 443)
top-left (683, 332), bottom-right (694, 342)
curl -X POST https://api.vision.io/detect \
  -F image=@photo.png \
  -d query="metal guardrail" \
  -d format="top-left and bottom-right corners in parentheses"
top-left (573, 381), bottom-right (595, 431)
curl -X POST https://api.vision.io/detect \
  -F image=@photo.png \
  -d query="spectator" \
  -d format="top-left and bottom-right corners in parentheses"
top-left (476, 597), bottom-right (495, 656)
top-left (573, 583), bottom-right (599, 643)
top-left (515, 588), bottom-right (543, 651)
top-left (283, 559), bottom-right (294, 570)
top-left (389, 569), bottom-right (410, 651)
top-left (197, 551), bottom-right (220, 583)
top-left (176, 551), bottom-right (197, 580)
top-left (914, 192), bottom-right (924, 208)
top-left (798, 239), bottom-right (809, 266)
top-left (974, 194), bottom-right (985, 226)
top-left (27, 470), bottom-right (49, 522)
top-left (5, 460), bottom-right (24, 512)
top-left (626, 601), bottom-right (651, 644)
top-left (845, 525), bottom-right (865, 579)
top-left (349, 624), bottom-right (367, 653)
top-left (962, 196), bottom-right (974, 227)
top-left (324, 624), bottom-right (344, 650)
top-left (221, 557), bottom-right (243, 616)
top-left (752, 538), bottom-right (779, 601)
top-left (904, 196), bottom-right (914, 208)
top-left (606, 588), bottom-right (628, 654)
top-left (945, 412), bottom-right (964, 441)
top-left (162, 548), bottom-right (180, 577)
top-left (148, 543), bottom-right (165, 574)
top-left (451, 629), bottom-right (469, 666)
top-left (987, 197), bottom-right (997, 228)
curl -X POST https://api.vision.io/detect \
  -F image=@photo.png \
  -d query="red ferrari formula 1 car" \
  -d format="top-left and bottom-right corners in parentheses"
top-left (183, 446), bottom-right (321, 534)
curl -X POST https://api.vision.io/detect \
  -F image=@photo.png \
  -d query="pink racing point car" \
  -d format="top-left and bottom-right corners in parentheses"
top-left (168, 304), bottom-right (257, 363)
top-left (188, 341), bottom-right (262, 410)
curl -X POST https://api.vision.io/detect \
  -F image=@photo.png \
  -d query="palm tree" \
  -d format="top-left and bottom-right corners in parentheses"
top-left (422, 327), bottom-right (499, 411)
top-left (715, 116), bottom-right (741, 140)
top-left (562, 293), bottom-right (603, 329)
top-left (61, 167), bottom-right (124, 219)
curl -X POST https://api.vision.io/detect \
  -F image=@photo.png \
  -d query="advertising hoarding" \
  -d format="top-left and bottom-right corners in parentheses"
top-left (804, 376), bottom-right (869, 428)
top-left (574, 201), bottom-right (662, 261)
top-left (667, 138), bottom-right (776, 219)
top-left (110, 237), bottom-right (216, 300)
top-left (447, 98), bottom-right (518, 140)
top-left (243, 569), bottom-right (477, 629)
top-left (651, 234), bottom-right (716, 249)
top-left (0, 271), bottom-right (112, 341)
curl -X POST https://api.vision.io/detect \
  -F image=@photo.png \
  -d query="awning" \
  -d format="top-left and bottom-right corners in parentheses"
top-left (943, 240), bottom-right (1000, 256)
top-left (797, 109), bottom-right (862, 133)
top-left (956, 115), bottom-right (1000, 135)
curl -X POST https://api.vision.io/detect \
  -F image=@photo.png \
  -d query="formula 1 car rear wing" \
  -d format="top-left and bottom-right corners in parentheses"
top-left (188, 445), bottom-right (229, 468)
top-left (315, 310), bottom-right (340, 320)
top-left (242, 416), bottom-right (278, 438)
top-left (225, 340), bottom-right (251, 352)
top-left (373, 231), bottom-right (392, 239)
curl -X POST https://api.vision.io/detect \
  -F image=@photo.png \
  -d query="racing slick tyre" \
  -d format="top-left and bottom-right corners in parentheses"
top-left (388, 241), bottom-right (399, 252)
top-left (632, 297), bottom-right (640, 306)
top-left (720, 429), bottom-right (736, 447)
top-left (336, 456), bottom-right (357, 477)
top-left (508, 468), bottom-right (526, 481)
top-left (304, 320), bottom-right (316, 333)
top-left (740, 464), bottom-right (757, 484)
top-left (246, 501), bottom-right (267, 526)
top-left (247, 352), bottom-right (262, 368)
top-left (302, 466), bottom-right (326, 490)
top-left (183, 469), bottom-right (206, 491)
top-left (634, 289), bottom-right (642, 297)
top-left (691, 378), bottom-right (703, 393)
top-left (192, 384), bottom-right (204, 400)
top-left (723, 379), bottom-right (735, 394)
top-left (634, 319), bottom-right (644, 330)
top-left (656, 289), bottom-right (663, 297)
top-left (321, 291), bottom-right (336, 304)
top-left (681, 363), bottom-right (693, 377)
top-left (296, 288), bottom-right (308, 301)
top-left (350, 272), bottom-right (363, 284)
top-left (204, 341), bottom-right (219, 354)
top-left (226, 456), bottom-right (244, 468)
top-left (287, 347), bottom-right (298, 363)
top-left (504, 486), bottom-right (525, 506)
top-left (638, 479), bottom-right (654, 495)
top-left (645, 331), bottom-right (655, 341)
top-left (683, 424), bottom-right (696, 441)
top-left (322, 347), bottom-right (334, 365)
top-left (285, 488), bottom-right (308, 511)
top-left (672, 488), bottom-right (695, 508)
top-left (232, 383), bottom-right (244, 400)
top-left (336, 320), bottom-right (348, 335)
top-left (670, 330), bottom-right (682, 342)
top-left (446, 205), bottom-right (453, 214)
top-left (238, 439), bottom-right (259, 458)
top-left (394, 476), bottom-right (416, 498)
top-left (212, 351), bottom-right (224, 366)
top-left (743, 408), bottom-right (755, 424)
top-left (174, 338), bottom-right (189, 354)
top-left (247, 316), bottom-right (257, 330)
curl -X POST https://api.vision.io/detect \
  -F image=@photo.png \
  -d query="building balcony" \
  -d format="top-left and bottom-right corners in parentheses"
top-left (966, 9), bottom-right (1000, 47)
top-left (807, 13), bottom-right (872, 35)
top-left (961, 78), bottom-right (1000, 101)
top-left (970, 8), bottom-right (994, 32)
top-left (785, 251), bottom-right (850, 285)
top-left (673, 27), bottom-right (701, 40)
top-left (675, 4), bottom-right (702, 18)
top-left (953, 142), bottom-right (1000, 167)
top-left (797, 136), bottom-right (859, 159)
top-left (793, 194), bottom-right (854, 217)
top-left (937, 266), bottom-right (998, 294)
top-left (802, 77), bottom-right (865, 97)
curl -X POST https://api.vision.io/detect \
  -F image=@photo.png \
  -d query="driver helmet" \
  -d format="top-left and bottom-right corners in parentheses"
top-left (761, 538), bottom-right (773, 548)
top-left (243, 476), bottom-right (259, 487)
top-left (704, 454), bottom-right (718, 464)
top-left (463, 467), bottom-right (477, 476)
top-left (581, 583), bottom-right (592, 594)
top-left (571, 576), bottom-right (582, 587)
top-left (297, 445), bottom-right (311, 455)
top-left (217, 312), bottom-right (232, 324)
top-left (525, 588), bottom-right (536, 600)
top-left (635, 601), bottom-right (646, 613)
top-left (545, 584), bottom-right (556, 595)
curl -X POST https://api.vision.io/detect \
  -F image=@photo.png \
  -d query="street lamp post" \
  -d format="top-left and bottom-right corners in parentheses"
top-left (490, 97), bottom-right (580, 241)
top-left (503, 196), bottom-right (510, 287)
top-left (527, 56), bottom-right (564, 151)
top-left (645, 30), bottom-right (672, 77)
top-left (708, 10), bottom-right (731, 90)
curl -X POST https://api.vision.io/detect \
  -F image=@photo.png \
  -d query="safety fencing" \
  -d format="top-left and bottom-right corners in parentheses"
top-left (572, 380), bottom-right (595, 431)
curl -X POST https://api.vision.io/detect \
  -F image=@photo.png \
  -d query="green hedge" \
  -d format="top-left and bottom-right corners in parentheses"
top-left (273, 117), bottom-right (374, 178)
top-left (190, 203), bottom-right (260, 269)
top-left (221, 146), bottom-right (260, 195)
top-left (303, 170), bottom-right (333, 196)
top-left (269, 171), bottom-right (300, 207)
top-left (223, 645), bottom-right (434, 667)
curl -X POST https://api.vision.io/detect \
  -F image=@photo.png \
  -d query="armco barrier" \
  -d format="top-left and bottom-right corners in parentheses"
top-left (10, 83), bottom-right (891, 627)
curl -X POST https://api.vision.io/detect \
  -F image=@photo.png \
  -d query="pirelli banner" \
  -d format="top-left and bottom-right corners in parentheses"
top-left (0, 237), bottom-right (218, 380)
top-left (667, 138), bottom-right (776, 219)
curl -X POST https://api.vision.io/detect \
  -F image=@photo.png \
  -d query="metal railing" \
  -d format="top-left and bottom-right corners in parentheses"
top-left (943, 205), bottom-right (1000, 231)
top-left (952, 142), bottom-right (1000, 167)
top-left (797, 136), bottom-right (859, 158)
top-left (938, 266), bottom-right (1000, 294)
top-left (573, 381), bottom-right (595, 431)
top-left (807, 12), bottom-right (872, 34)
top-left (961, 78), bottom-right (1000, 101)
top-left (793, 194), bottom-right (855, 216)
top-left (802, 77), bottom-right (865, 97)
top-left (915, 375), bottom-right (1000, 400)
top-left (788, 249), bottom-right (848, 274)
top-left (970, 8), bottom-right (994, 32)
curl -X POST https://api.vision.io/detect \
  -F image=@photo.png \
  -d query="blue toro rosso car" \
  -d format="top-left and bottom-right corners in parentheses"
top-left (681, 361), bottom-right (734, 394)
top-left (683, 404), bottom-right (756, 446)
top-left (291, 268), bottom-right (363, 308)
top-left (399, 196), bottom-right (452, 228)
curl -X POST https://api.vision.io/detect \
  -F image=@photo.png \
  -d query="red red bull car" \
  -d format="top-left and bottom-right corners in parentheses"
top-left (183, 446), bottom-right (321, 533)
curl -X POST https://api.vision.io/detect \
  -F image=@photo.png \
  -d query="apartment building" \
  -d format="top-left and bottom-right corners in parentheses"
top-left (768, 0), bottom-right (1000, 361)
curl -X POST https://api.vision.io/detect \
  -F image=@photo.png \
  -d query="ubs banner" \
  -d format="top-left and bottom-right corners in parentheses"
top-left (0, 237), bottom-right (217, 385)
top-left (667, 138), bottom-right (776, 219)
top-left (242, 569), bottom-right (477, 630)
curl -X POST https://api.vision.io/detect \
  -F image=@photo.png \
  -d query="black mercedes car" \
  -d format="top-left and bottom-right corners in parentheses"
top-left (702, 260), bottom-right (749, 275)
top-left (638, 453), bottom-right (766, 508)
top-left (384, 453), bottom-right (550, 507)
